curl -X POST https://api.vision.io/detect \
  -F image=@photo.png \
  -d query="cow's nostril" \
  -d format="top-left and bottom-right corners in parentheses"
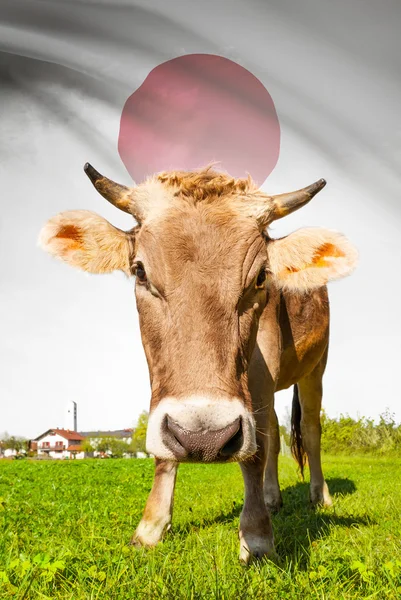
top-left (219, 419), bottom-right (243, 457)
top-left (161, 416), bottom-right (188, 460)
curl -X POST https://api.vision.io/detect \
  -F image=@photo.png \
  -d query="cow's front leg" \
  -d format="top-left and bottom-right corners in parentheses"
top-left (239, 439), bottom-right (275, 564)
top-left (131, 459), bottom-right (178, 547)
top-left (263, 406), bottom-right (283, 512)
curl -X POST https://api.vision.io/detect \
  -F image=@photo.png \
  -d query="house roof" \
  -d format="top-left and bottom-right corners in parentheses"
top-left (34, 429), bottom-right (85, 442)
top-left (78, 429), bottom-right (133, 439)
top-left (68, 445), bottom-right (83, 452)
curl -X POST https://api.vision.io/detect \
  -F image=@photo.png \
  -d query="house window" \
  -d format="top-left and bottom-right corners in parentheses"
top-left (55, 441), bottom-right (64, 449)
top-left (42, 442), bottom-right (50, 448)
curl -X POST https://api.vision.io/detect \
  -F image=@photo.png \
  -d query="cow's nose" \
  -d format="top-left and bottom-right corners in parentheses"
top-left (162, 415), bottom-right (243, 462)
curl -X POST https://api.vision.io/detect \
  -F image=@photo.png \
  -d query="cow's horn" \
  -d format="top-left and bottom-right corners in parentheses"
top-left (270, 178), bottom-right (327, 221)
top-left (84, 163), bottom-right (133, 214)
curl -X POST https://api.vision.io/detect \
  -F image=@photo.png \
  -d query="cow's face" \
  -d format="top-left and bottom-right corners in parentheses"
top-left (133, 203), bottom-right (268, 462)
top-left (40, 166), bottom-right (357, 463)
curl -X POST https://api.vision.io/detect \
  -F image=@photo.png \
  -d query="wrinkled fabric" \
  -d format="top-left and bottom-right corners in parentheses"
top-left (0, 0), bottom-right (400, 436)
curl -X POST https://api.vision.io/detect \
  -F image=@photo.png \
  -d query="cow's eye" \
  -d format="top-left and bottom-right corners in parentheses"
top-left (135, 262), bottom-right (147, 284)
top-left (256, 267), bottom-right (266, 288)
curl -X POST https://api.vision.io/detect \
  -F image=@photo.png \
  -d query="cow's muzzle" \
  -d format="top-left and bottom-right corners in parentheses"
top-left (146, 396), bottom-right (257, 463)
top-left (162, 415), bottom-right (243, 462)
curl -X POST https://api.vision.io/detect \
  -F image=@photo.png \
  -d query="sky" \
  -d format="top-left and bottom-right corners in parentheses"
top-left (0, 0), bottom-right (400, 439)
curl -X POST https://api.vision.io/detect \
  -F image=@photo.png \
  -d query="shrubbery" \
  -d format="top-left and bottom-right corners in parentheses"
top-left (320, 409), bottom-right (401, 455)
top-left (0, 436), bottom-right (28, 457)
top-left (2, 410), bottom-right (400, 458)
top-left (84, 411), bottom-right (149, 458)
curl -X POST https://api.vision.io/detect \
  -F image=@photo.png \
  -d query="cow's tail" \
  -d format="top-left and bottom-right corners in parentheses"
top-left (290, 384), bottom-right (306, 480)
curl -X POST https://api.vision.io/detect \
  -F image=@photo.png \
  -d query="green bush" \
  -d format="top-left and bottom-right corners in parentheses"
top-left (320, 409), bottom-right (401, 455)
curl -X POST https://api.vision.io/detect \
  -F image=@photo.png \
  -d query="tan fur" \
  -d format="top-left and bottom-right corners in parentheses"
top-left (132, 202), bottom-right (266, 409)
top-left (133, 166), bottom-right (275, 224)
top-left (267, 227), bottom-right (358, 292)
top-left (156, 165), bottom-right (257, 199)
top-left (40, 166), bottom-right (358, 562)
top-left (132, 179), bottom-right (174, 222)
top-left (131, 459), bottom-right (177, 547)
top-left (39, 210), bottom-right (135, 275)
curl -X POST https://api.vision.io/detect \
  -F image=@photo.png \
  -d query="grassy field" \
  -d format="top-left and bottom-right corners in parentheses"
top-left (0, 455), bottom-right (400, 599)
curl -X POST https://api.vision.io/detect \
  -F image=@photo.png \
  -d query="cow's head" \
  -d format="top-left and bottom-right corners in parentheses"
top-left (40, 165), bottom-right (357, 462)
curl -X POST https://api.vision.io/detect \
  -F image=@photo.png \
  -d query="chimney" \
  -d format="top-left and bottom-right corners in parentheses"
top-left (65, 401), bottom-right (77, 432)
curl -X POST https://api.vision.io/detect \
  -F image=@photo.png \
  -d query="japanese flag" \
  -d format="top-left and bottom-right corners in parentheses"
top-left (0, 0), bottom-right (400, 436)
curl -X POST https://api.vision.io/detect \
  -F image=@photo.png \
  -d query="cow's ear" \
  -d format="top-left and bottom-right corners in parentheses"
top-left (267, 227), bottom-right (358, 292)
top-left (39, 210), bottom-right (135, 275)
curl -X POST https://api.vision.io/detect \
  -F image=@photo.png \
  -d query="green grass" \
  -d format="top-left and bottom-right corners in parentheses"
top-left (0, 455), bottom-right (400, 599)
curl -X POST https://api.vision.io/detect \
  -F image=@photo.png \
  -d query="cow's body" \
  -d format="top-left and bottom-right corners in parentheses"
top-left (40, 165), bottom-right (356, 562)
top-left (134, 284), bottom-right (331, 560)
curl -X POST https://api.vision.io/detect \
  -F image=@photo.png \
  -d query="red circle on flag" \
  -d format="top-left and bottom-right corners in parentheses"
top-left (118, 54), bottom-right (280, 185)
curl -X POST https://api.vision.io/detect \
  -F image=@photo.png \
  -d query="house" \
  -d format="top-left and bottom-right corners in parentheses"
top-left (2, 448), bottom-right (17, 458)
top-left (79, 429), bottom-right (133, 445)
top-left (32, 429), bottom-right (85, 460)
top-left (0, 438), bottom-right (27, 459)
top-left (29, 427), bottom-right (141, 459)
top-left (79, 429), bottom-right (134, 457)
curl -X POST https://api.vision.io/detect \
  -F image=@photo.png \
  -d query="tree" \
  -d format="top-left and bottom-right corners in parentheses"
top-left (96, 436), bottom-right (113, 455)
top-left (3, 436), bottom-right (27, 453)
top-left (282, 406), bottom-right (292, 434)
top-left (279, 424), bottom-right (291, 448)
top-left (93, 436), bottom-right (129, 458)
top-left (130, 411), bottom-right (149, 455)
top-left (320, 409), bottom-right (401, 455)
top-left (108, 438), bottom-right (129, 458)
top-left (81, 438), bottom-right (95, 454)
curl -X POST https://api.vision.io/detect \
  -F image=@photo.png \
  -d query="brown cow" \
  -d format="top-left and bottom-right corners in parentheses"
top-left (40, 164), bottom-right (357, 562)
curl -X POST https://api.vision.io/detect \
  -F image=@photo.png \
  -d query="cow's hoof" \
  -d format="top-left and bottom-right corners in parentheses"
top-left (239, 531), bottom-right (275, 565)
top-left (130, 519), bottom-right (171, 548)
top-left (310, 481), bottom-right (333, 508)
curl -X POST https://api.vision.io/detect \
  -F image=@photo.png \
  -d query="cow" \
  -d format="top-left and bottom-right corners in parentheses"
top-left (39, 164), bottom-right (357, 563)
